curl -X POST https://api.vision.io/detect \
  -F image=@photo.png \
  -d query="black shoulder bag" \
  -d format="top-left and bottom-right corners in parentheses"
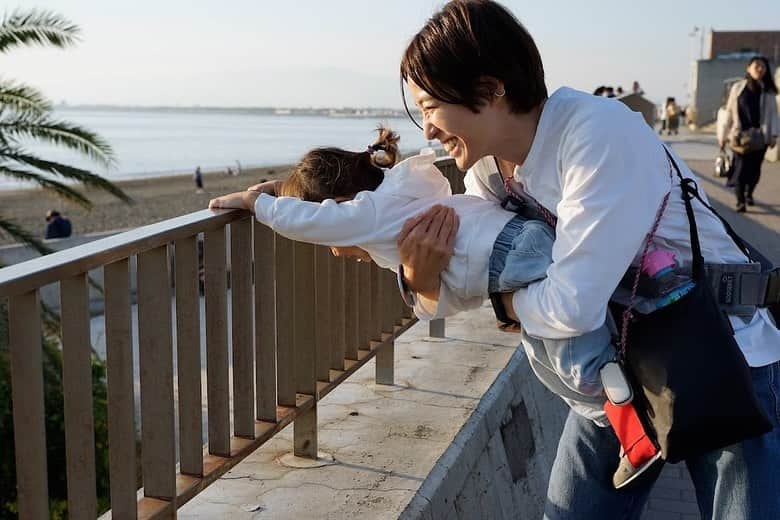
top-left (612, 148), bottom-right (772, 464)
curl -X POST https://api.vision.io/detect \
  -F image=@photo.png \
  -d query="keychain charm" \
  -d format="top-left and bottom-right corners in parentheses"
top-left (600, 360), bottom-right (633, 406)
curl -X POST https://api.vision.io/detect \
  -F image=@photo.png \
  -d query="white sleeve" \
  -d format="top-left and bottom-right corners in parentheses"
top-left (254, 192), bottom-right (380, 246)
top-left (412, 282), bottom-right (484, 321)
top-left (768, 93), bottom-right (779, 139)
top-left (512, 116), bottom-right (670, 339)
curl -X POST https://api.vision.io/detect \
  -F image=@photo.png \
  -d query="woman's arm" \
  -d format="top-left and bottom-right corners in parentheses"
top-left (396, 205), bottom-right (459, 301)
top-left (767, 93), bottom-right (779, 148)
top-left (508, 117), bottom-right (670, 339)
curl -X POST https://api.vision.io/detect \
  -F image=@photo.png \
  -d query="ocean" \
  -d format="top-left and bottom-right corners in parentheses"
top-left (1, 107), bottom-right (436, 189)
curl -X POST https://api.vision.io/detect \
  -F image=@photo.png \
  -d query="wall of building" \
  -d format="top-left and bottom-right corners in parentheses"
top-left (709, 31), bottom-right (780, 61)
top-left (691, 58), bottom-right (748, 126)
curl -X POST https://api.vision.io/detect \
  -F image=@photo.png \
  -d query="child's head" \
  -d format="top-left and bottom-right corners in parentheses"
top-left (280, 126), bottom-right (400, 202)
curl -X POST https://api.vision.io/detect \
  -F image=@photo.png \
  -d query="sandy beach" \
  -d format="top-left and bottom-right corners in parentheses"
top-left (0, 165), bottom-right (293, 245)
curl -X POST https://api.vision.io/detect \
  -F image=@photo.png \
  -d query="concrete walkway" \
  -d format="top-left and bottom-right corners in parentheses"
top-left (641, 132), bottom-right (780, 520)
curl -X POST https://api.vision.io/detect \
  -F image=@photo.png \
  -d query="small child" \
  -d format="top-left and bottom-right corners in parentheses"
top-left (209, 126), bottom-right (665, 488)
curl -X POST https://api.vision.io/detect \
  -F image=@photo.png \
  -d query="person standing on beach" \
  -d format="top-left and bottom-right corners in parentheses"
top-left (194, 165), bottom-right (204, 193)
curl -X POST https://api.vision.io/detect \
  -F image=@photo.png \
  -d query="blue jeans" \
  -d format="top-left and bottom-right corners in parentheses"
top-left (545, 360), bottom-right (780, 519)
top-left (489, 216), bottom-right (616, 421)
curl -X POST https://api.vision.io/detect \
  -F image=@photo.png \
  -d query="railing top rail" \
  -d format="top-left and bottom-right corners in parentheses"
top-left (0, 208), bottom-right (248, 298)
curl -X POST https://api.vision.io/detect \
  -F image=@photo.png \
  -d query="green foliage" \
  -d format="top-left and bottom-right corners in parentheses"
top-left (0, 8), bottom-right (131, 251)
top-left (0, 9), bottom-right (132, 515)
top-left (0, 327), bottom-right (112, 518)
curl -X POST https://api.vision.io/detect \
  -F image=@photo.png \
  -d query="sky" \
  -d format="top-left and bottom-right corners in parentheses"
top-left (3, 0), bottom-right (780, 109)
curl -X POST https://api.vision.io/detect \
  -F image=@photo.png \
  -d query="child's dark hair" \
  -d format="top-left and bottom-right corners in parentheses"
top-left (280, 126), bottom-right (400, 202)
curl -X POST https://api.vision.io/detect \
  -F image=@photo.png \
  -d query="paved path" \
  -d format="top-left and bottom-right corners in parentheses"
top-left (641, 131), bottom-right (780, 520)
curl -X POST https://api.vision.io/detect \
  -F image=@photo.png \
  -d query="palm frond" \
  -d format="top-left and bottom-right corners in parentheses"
top-left (3, 150), bottom-right (132, 204)
top-left (0, 214), bottom-right (51, 254)
top-left (0, 165), bottom-right (93, 209)
top-left (0, 117), bottom-right (115, 166)
top-left (0, 79), bottom-right (51, 117)
top-left (0, 9), bottom-right (80, 54)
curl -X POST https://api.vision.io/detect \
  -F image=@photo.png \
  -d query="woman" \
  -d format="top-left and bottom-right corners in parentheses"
top-left (717, 56), bottom-right (779, 212)
top-left (395, 1), bottom-right (780, 518)
top-left (665, 97), bottom-right (680, 135)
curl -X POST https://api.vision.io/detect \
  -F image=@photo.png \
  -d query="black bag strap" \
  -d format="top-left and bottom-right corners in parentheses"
top-left (663, 147), bottom-right (755, 264)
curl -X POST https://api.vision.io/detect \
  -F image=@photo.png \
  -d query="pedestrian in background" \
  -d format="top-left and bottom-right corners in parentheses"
top-left (194, 165), bottom-right (204, 193)
top-left (717, 55), bottom-right (779, 212)
top-left (45, 210), bottom-right (72, 239)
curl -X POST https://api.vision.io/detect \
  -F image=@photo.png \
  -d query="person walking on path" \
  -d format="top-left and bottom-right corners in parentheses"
top-left (717, 56), bottom-right (779, 213)
top-left (665, 97), bottom-right (680, 135)
top-left (392, 1), bottom-right (780, 518)
top-left (44, 210), bottom-right (72, 239)
top-left (194, 165), bottom-right (204, 193)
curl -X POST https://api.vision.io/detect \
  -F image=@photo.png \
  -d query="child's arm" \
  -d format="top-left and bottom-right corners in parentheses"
top-left (254, 192), bottom-right (381, 246)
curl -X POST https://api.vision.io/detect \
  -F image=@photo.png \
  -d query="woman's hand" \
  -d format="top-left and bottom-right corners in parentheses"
top-left (208, 190), bottom-right (259, 211)
top-left (397, 205), bottom-right (458, 299)
top-left (246, 179), bottom-right (284, 196)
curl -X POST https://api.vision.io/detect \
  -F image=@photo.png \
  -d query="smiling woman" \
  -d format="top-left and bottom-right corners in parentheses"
top-left (395, 1), bottom-right (780, 518)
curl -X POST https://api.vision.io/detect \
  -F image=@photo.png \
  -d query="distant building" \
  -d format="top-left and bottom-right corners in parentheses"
top-left (689, 30), bottom-right (780, 127)
top-left (707, 30), bottom-right (780, 61)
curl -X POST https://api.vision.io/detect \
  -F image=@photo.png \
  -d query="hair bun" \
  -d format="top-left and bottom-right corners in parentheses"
top-left (371, 149), bottom-right (394, 167)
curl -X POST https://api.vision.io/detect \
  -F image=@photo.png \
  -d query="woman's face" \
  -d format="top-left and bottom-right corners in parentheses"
top-left (408, 80), bottom-right (495, 171)
top-left (747, 60), bottom-right (766, 82)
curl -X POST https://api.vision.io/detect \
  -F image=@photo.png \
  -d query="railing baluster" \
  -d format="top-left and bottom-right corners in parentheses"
top-left (137, 245), bottom-right (176, 500)
top-left (371, 264), bottom-right (383, 343)
top-left (230, 219), bottom-right (255, 438)
top-left (275, 235), bottom-right (296, 407)
top-left (330, 255), bottom-right (346, 371)
top-left (60, 273), bottom-right (98, 519)
top-left (204, 228), bottom-right (230, 457)
top-left (315, 247), bottom-right (331, 382)
top-left (173, 237), bottom-right (203, 476)
top-left (293, 242), bottom-right (317, 458)
top-left (375, 271), bottom-right (395, 385)
top-left (254, 223), bottom-right (277, 421)
top-left (358, 262), bottom-right (372, 352)
top-left (8, 291), bottom-right (49, 519)
top-left (343, 260), bottom-right (359, 361)
top-left (104, 258), bottom-right (139, 516)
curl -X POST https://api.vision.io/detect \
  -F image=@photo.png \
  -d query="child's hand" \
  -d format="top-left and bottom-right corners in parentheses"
top-left (246, 179), bottom-right (284, 195)
top-left (208, 191), bottom-right (259, 211)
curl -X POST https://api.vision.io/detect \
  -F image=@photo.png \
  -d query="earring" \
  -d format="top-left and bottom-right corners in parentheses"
top-left (495, 89), bottom-right (506, 97)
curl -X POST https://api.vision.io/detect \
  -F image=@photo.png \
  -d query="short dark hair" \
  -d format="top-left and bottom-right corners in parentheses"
top-left (401, 0), bottom-right (547, 114)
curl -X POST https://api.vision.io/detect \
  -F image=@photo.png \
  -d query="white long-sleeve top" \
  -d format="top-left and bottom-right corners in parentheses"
top-left (458, 87), bottom-right (780, 367)
top-left (254, 152), bottom-right (516, 318)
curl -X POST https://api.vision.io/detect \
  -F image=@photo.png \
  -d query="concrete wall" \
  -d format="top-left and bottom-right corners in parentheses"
top-left (400, 348), bottom-right (569, 519)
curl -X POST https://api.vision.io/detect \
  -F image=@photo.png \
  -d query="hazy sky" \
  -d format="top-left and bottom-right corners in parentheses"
top-left (3, 0), bottom-right (780, 108)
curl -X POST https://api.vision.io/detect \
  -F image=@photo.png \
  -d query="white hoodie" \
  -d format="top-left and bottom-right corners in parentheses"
top-left (254, 151), bottom-right (516, 319)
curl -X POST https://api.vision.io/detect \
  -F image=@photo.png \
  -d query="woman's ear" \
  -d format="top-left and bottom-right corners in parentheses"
top-left (477, 76), bottom-right (506, 107)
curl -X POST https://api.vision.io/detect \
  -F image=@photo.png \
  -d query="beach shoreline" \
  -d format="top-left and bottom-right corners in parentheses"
top-left (0, 164), bottom-right (293, 245)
